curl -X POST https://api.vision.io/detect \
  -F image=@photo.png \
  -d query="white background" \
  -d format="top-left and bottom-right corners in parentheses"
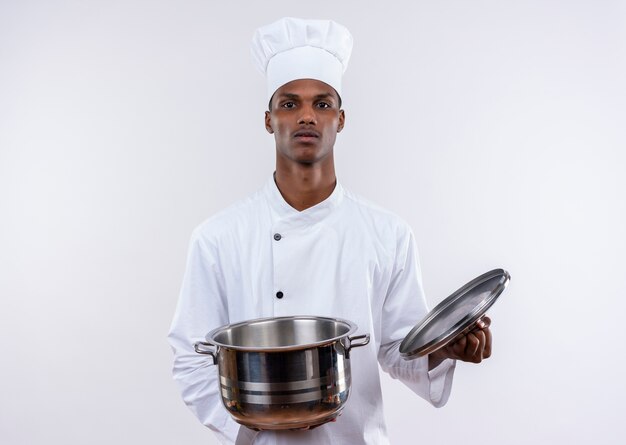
top-left (1, 1), bottom-right (625, 444)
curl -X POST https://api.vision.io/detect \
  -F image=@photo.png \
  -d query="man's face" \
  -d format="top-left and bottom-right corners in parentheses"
top-left (265, 79), bottom-right (345, 166)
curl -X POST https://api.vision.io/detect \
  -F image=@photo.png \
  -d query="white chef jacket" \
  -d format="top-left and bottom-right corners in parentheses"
top-left (168, 175), bottom-right (456, 445)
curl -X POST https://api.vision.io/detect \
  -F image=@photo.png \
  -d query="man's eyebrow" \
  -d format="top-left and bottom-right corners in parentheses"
top-left (313, 93), bottom-right (336, 101)
top-left (275, 92), bottom-right (337, 101)
top-left (275, 93), bottom-right (300, 100)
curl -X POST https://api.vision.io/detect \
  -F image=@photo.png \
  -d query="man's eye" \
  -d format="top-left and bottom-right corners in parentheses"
top-left (282, 102), bottom-right (296, 108)
top-left (317, 102), bottom-right (331, 108)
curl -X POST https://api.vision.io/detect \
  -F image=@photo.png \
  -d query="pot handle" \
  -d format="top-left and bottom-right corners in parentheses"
top-left (194, 341), bottom-right (218, 365)
top-left (344, 333), bottom-right (370, 358)
top-left (347, 333), bottom-right (370, 350)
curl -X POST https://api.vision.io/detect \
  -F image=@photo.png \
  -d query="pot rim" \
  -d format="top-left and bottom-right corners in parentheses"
top-left (205, 315), bottom-right (359, 352)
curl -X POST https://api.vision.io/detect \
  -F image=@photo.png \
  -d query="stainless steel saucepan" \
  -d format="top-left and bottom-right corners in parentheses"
top-left (194, 315), bottom-right (370, 431)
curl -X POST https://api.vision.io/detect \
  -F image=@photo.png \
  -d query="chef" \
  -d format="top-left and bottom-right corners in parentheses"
top-left (168, 17), bottom-right (492, 445)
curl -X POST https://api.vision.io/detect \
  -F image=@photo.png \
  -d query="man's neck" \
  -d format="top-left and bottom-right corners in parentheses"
top-left (274, 163), bottom-right (336, 212)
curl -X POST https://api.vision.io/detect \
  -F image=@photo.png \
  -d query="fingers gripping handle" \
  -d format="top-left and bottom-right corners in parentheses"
top-left (450, 315), bottom-right (491, 345)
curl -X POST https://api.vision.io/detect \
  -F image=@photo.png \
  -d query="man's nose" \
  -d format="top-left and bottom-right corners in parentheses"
top-left (297, 105), bottom-right (316, 125)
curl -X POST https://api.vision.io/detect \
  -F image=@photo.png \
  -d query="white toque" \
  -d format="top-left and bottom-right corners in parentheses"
top-left (250, 17), bottom-right (353, 102)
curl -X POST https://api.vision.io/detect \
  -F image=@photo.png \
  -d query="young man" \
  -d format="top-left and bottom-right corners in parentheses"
top-left (168, 18), bottom-right (492, 445)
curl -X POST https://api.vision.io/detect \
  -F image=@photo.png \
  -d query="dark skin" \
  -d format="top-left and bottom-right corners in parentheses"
top-left (264, 78), bottom-right (492, 371)
top-left (428, 316), bottom-right (492, 369)
top-left (265, 79), bottom-right (344, 210)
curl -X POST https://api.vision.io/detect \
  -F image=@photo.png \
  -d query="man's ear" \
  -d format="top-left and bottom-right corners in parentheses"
top-left (265, 111), bottom-right (274, 134)
top-left (337, 109), bottom-right (345, 133)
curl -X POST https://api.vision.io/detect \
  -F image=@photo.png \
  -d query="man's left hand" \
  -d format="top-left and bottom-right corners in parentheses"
top-left (428, 316), bottom-right (492, 370)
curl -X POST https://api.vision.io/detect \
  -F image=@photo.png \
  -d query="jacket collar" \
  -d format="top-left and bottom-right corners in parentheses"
top-left (264, 173), bottom-right (344, 222)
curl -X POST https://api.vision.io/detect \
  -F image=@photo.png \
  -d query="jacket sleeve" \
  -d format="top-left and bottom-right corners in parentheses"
top-left (377, 226), bottom-right (456, 407)
top-left (167, 229), bottom-right (241, 444)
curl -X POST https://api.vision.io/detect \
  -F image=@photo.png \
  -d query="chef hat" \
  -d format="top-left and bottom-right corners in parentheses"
top-left (251, 17), bottom-right (353, 102)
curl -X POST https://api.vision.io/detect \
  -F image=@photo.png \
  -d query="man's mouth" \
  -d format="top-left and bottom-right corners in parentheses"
top-left (293, 130), bottom-right (320, 139)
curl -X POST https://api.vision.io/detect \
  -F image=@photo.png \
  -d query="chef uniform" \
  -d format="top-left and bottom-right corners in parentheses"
top-left (167, 18), bottom-right (456, 445)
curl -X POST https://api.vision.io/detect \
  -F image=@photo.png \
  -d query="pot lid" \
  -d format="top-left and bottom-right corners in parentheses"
top-left (399, 268), bottom-right (511, 360)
